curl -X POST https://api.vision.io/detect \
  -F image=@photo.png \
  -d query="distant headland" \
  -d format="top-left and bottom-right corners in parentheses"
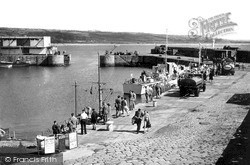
top-left (0, 27), bottom-right (249, 44)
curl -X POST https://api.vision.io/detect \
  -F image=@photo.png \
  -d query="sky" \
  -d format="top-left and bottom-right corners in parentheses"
top-left (1, 0), bottom-right (250, 40)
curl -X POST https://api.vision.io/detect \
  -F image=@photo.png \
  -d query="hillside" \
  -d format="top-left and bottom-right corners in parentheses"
top-left (0, 27), bottom-right (248, 44)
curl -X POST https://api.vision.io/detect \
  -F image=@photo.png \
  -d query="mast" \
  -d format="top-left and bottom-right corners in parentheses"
top-left (165, 28), bottom-right (168, 64)
top-left (198, 43), bottom-right (201, 67)
top-left (98, 52), bottom-right (102, 114)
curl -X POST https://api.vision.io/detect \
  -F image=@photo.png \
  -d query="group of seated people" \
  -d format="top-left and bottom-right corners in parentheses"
top-left (112, 50), bottom-right (138, 55)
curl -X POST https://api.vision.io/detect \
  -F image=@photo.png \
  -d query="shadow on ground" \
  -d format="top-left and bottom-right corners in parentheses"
top-left (226, 93), bottom-right (250, 105)
top-left (113, 130), bottom-right (136, 133)
top-left (163, 91), bottom-right (180, 97)
top-left (216, 94), bottom-right (250, 165)
top-left (164, 91), bottom-right (199, 98)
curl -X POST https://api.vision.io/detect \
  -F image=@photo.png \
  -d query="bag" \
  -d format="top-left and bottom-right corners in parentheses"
top-left (132, 116), bottom-right (136, 125)
top-left (146, 120), bottom-right (151, 128)
top-left (119, 110), bottom-right (123, 115)
top-left (115, 103), bottom-right (118, 108)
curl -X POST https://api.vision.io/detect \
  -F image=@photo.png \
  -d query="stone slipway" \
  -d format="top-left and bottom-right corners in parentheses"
top-left (64, 69), bottom-right (250, 165)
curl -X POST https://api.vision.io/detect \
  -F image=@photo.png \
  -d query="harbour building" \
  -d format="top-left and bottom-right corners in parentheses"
top-left (0, 36), bottom-right (70, 66)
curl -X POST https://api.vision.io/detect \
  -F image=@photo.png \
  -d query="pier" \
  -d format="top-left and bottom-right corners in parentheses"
top-left (100, 53), bottom-right (199, 68)
top-left (62, 67), bottom-right (250, 164)
top-left (100, 45), bottom-right (250, 68)
top-left (1, 64), bottom-right (250, 164)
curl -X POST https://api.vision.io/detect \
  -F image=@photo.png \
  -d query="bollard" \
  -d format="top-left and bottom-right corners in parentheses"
top-left (106, 121), bottom-right (114, 131)
top-left (153, 100), bottom-right (157, 107)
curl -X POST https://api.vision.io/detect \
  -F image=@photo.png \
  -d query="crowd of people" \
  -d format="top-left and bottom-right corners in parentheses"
top-left (51, 90), bottom-right (153, 136)
top-left (178, 63), bottom-right (216, 83)
top-left (113, 91), bottom-right (152, 133)
top-left (114, 91), bottom-right (136, 118)
top-left (50, 61), bottom-right (244, 137)
top-left (51, 104), bottom-right (111, 136)
top-left (51, 63), bottom-right (220, 137)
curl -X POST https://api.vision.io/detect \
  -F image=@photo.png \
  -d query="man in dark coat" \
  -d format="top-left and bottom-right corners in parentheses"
top-left (203, 71), bottom-right (207, 81)
top-left (134, 108), bottom-right (144, 134)
top-left (52, 121), bottom-right (60, 136)
top-left (115, 95), bottom-right (121, 117)
top-left (91, 109), bottom-right (98, 130)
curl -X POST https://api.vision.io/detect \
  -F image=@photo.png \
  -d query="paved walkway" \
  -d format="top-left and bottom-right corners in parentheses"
top-left (64, 70), bottom-right (250, 165)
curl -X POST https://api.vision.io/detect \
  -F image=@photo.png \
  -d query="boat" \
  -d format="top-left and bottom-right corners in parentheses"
top-left (123, 62), bottom-right (180, 95)
top-left (12, 59), bottom-right (31, 67)
top-left (0, 59), bottom-right (31, 68)
top-left (0, 61), bottom-right (13, 68)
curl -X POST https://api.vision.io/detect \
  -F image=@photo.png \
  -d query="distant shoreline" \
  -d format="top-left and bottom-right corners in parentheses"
top-left (53, 42), bottom-right (250, 47)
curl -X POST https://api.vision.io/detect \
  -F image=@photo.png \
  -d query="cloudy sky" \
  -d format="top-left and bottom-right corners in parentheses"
top-left (1, 0), bottom-right (249, 40)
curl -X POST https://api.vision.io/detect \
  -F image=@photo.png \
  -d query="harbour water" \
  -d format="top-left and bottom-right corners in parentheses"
top-left (0, 44), bottom-right (155, 141)
top-left (0, 43), bottom-right (249, 141)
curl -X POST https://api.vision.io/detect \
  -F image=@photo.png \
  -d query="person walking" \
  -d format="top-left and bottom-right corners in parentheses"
top-left (91, 109), bottom-right (98, 130)
top-left (129, 90), bottom-right (132, 110)
top-left (209, 69), bottom-right (214, 83)
top-left (107, 103), bottom-right (111, 121)
top-left (143, 111), bottom-right (151, 133)
top-left (134, 108), bottom-right (144, 134)
top-left (102, 102), bottom-right (108, 123)
top-left (148, 85), bottom-right (153, 101)
top-left (86, 106), bottom-right (92, 118)
top-left (123, 98), bottom-right (130, 116)
top-left (69, 113), bottom-right (78, 132)
top-left (203, 71), bottom-right (207, 81)
top-left (121, 97), bottom-right (125, 115)
top-left (115, 95), bottom-right (121, 117)
top-left (145, 87), bottom-right (149, 103)
top-left (131, 91), bottom-right (136, 111)
top-left (80, 109), bottom-right (88, 134)
top-left (155, 83), bottom-right (161, 99)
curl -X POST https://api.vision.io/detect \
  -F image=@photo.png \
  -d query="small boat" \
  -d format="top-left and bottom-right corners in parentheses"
top-left (0, 61), bottom-right (13, 68)
top-left (12, 59), bottom-right (31, 67)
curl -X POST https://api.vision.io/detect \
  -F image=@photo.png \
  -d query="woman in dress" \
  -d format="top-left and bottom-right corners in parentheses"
top-left (143, 110), bottom-right (151, 133)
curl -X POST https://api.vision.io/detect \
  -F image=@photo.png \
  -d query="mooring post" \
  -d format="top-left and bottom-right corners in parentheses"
top-left (13, 131), bottom-right (16, 139)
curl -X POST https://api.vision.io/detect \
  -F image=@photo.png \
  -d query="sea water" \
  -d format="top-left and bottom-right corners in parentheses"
top-left (0, 44), bottom-right (154, 140)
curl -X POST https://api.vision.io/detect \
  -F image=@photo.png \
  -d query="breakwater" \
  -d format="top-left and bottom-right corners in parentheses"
top-left (100, 54), bottom-right (199, 68)
top-left (100, 45), bottom-right (250, 68)
top-left (0, 54), bottom-right (71, 66)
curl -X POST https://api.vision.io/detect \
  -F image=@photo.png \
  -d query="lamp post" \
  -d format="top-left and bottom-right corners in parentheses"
top-left (73, 81), bottom-right (78, 115)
